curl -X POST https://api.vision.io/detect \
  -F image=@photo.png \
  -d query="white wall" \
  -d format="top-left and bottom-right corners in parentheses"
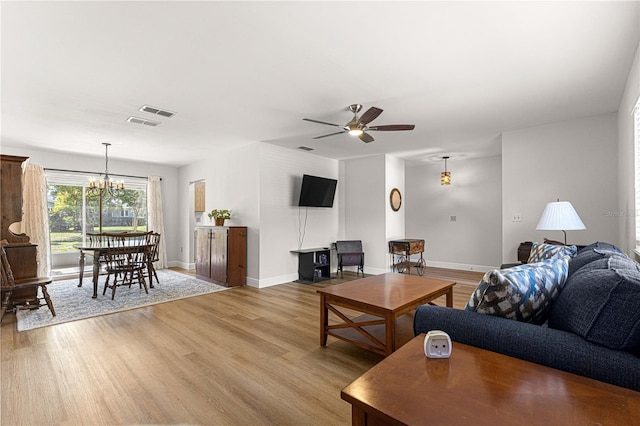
top-left (385, 155), bottom-right (405, 243)
top-left (502, 113), bottom-right (619, 262)
top-left (405, 155), bottom-right (502, 271)
top-left (618, 40), bottom-right (640, 255)
top-left (177, 142), bottom-right (340, 288)
top-left (342, 155), bottom-right (388, 274)
top-left (176, 143), bottom-right (261, 283)
top-left (258, 143), bottom-right (339, 287)
top-left (0, 144), bottom-right (180, 264)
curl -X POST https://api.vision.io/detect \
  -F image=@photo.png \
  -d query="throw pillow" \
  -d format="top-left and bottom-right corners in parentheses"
top-left (548, 266), bottom-right (640, 351)
top-left (527, 242), bottom-right (577, 263)
top-left (465, 256), bottom-right (570, 324)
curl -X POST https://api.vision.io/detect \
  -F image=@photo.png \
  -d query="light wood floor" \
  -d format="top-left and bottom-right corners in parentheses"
top-left (1, 268), bottom-right (482, 426)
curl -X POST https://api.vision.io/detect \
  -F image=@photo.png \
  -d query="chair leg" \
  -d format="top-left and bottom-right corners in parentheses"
top-left (103, 274), bottom-right (110, 296)
top-left (39, 285), bottom-right (56, 317)
top-left (139, 271), bottom-right (148, 294)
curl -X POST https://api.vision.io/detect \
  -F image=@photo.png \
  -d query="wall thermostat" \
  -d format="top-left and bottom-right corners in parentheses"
top-left (424, 330), bottom-right (452, 358)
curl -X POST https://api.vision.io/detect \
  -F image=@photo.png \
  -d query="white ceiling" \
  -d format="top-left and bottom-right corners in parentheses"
top-left (2, 1), bottom-right (638, 167)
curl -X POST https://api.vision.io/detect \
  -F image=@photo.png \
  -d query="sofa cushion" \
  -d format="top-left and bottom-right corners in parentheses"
top-left (568, 241), bottom-right (623, 277)
top-left (548, 266), bottom-right (640, 351)
top-left (465, 256), bottom-right (569, 324)
top-left (527, 242), bottom-right (577, 263)
top-left (578, 253), bottom-right (640, 274)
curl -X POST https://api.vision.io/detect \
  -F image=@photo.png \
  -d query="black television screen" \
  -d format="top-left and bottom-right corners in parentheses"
top-left (298, 174), bottom-right (337, 207)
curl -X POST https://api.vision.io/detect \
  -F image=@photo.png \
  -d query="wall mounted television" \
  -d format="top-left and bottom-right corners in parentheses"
top-left (298, 174), bottom-right (337, 208)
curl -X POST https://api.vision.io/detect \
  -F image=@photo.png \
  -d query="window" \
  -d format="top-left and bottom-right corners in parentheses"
top-left (46, 170), bottom-right (147, 254)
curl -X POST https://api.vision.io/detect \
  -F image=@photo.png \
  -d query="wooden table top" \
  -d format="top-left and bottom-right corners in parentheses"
top-left (317, 272), bottom-right (455, 313)
top-left (341, 334), bottom-right (640, 425)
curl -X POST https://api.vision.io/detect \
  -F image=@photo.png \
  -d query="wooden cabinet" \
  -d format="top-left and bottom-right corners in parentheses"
top-left (195, 226), bottom-right (247, 287)
top-left (1, 155), bottom-right (39, 312)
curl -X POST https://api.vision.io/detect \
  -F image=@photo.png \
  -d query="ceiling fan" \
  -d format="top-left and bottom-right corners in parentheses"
top-left (303, 104), bottom-right (415, 143)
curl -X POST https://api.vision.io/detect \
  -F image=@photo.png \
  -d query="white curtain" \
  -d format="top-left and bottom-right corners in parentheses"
top-left (22, 163), bottom-right (51, 276)
top-left (147, 175), bottom-right (167, 269)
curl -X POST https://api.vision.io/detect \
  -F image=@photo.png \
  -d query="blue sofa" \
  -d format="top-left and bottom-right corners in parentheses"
top-left (414, 242), bottom-right (640, 391)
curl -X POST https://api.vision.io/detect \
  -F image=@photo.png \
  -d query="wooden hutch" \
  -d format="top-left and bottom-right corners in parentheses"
top-left (1, 155), bottom-right (39, 311)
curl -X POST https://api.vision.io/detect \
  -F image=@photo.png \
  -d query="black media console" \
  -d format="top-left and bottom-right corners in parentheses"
top-left (290, 247), bottom-right (331, 284)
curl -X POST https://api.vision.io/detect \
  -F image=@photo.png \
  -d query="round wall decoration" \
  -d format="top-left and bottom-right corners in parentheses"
top-left (390, 188), bottom-right (402, 211)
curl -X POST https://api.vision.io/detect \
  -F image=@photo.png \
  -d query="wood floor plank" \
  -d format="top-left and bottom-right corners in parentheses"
top-left (1, 268), bottom-right (480, 425)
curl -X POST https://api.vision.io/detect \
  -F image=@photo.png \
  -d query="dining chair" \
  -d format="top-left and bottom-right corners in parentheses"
top-left (145, 232), bottom-right (161, 287)
top-left (0, 241), bottom-right (55, 319)
top-left (85, 232), bottom-right (107, 270)
top-left (102, 234), bottom-right (148, 300)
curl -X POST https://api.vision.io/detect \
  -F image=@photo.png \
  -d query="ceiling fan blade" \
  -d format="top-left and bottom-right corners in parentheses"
top-left (313, 130), bottom-right (347, 139)
top-left (303, 118), bottom-right (343, 127)
top-left (358, 132), bottom-right (375, 143)
top-left (358, 107), bottom-right (383, 125)
top-left (368, 124), bottom-right (415, 131)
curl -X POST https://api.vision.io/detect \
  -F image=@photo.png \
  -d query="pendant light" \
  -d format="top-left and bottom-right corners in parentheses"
top-left (441, 156), bottom-right (451, 186)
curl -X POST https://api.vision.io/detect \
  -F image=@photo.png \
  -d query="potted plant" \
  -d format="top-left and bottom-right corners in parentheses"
top-left (208, 209), bottom-right (231, 226)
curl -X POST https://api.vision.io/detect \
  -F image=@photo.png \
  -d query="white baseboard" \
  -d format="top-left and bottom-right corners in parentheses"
top-left (425, 260), bottom-right (495, 274)
top-left (250, 273), bottom-right (299, 288)
top-left (168, 260), bottom-right (193, 270)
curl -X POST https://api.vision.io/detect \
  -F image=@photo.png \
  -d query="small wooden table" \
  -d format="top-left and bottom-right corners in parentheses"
top-left (341, 334), bottom-right (640, 425)
top-left (317, 273), bottom-right (455, 356)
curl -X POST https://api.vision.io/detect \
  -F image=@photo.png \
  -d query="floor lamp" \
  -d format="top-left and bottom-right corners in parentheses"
top-left (536, 200), bottom-right (586, 245)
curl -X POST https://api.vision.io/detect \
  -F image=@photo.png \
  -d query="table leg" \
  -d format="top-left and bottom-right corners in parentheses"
top-left (92, 256), bottom-right (100, 299)
top-left (385, 313), bottom-right (395, 356)
top-left (320, 294), bottom-right (328, 346)
top-left (351, 406), bottom-right (367, 426)
top-left (78, 250), bottom-right (85, 287)
top-left (446, 287), bottom-right (453, 308)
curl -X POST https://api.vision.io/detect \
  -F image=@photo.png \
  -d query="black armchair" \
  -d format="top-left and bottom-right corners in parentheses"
top-left (335, 240), bottom-right (364, 278)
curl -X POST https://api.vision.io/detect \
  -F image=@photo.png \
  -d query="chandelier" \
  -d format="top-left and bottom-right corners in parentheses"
top-left (88, 142), bottom-right (125, 196)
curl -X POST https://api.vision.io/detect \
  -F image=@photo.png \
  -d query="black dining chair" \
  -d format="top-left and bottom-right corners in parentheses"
top-left (102, 234), bottom-right (149, 300)
top-left (145, 232), bottom-right (161, 287)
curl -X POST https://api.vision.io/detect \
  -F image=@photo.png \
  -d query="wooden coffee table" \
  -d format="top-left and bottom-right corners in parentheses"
top-left (317, 273), bottom-right (455, 356)
top-left (342, 334), bottom-right (640, 425)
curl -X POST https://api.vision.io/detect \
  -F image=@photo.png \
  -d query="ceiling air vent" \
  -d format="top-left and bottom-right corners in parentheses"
top-left (298, 146), bottom-right (314, 151)
top-left (127, 116), bottom-right (161, 127)
top-left (139, 105), bottom-right (176, 118)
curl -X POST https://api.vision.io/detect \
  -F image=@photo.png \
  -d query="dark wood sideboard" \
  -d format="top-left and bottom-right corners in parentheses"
top-left (195, 226), bottom-right (247, 287)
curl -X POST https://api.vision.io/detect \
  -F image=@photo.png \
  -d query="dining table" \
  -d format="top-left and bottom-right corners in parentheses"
top-left (76, 238), bottom-right (155, 299)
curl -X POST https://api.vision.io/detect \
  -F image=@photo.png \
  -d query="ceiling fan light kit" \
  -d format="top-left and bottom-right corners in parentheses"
top-left (303, 104), bottom-right (415, 143)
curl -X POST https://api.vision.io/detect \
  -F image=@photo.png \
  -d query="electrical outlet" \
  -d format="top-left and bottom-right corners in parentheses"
top-left (512, 213), bottom-right (522, 222)
top-left (450, 216), bottom-right (456, 222)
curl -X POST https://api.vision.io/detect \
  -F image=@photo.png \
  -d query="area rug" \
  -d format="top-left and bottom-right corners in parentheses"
top-left (15, 269), bottom-right (229, 331)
